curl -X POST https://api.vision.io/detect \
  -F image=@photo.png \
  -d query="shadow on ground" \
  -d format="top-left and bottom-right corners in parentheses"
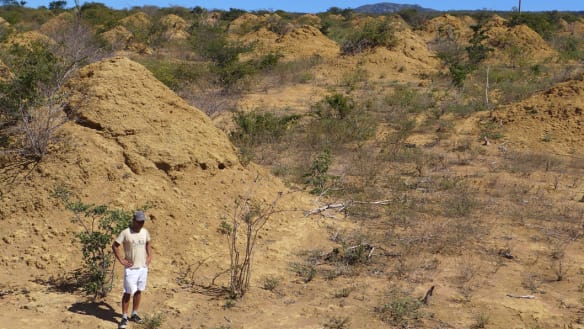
top-left (69, 301), bottom-right (120, 324)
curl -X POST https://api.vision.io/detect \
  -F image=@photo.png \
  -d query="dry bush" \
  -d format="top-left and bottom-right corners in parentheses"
top-left (522, 271), bottom-right (543, 293)
top-left (323, 316), bottom-right (351, 329)
top-left (11, 98), bottom-right (69, 161)
top-left (217, 194), bottom-right (282, 298)
top-left (455, 254), bottom-right (481, 285)
top-left (443, 183), bottom-right (478, 218)
top-left (503, 150), bottom-right (565, 173)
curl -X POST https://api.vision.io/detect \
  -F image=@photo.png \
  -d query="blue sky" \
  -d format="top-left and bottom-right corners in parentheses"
top-left (24, 1), bottom-right (583, 13)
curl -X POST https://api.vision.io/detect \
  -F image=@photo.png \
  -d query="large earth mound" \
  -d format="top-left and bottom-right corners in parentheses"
top-left (158, 14), bottom-right (189, 41)
top-left (483, 15), bottom-right (557, 63)
top-left (491, 74), bottom-right (584, 154)
top-left (0, 56), bottom-right (328, 328)
top-left (418, 14), bottom-right (476, 43)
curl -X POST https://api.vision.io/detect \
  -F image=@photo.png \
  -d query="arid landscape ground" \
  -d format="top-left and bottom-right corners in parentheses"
top-left (1, 4), bottom-right (584, 329)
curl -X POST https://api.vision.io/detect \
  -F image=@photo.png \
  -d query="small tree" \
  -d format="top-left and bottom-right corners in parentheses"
top-left (218, 194), bottom-right (282, 298)
top-left (67, 201), bottom-right (132, 299)
top-left (52, 187), bottom-right (133, 299)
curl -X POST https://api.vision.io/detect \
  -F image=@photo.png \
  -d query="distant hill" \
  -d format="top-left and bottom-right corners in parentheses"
top-left (354, 2), bottom-right (436, 14)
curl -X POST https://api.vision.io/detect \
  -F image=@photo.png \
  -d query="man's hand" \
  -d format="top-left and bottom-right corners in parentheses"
top-left (121, 259), bottom-right (133, 267)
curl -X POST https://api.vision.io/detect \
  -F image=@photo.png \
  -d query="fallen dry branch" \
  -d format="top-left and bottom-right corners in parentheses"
top-left (305, 200), bottom-right (390, 216)
top-left (506, 294), bottom-right (535, 299)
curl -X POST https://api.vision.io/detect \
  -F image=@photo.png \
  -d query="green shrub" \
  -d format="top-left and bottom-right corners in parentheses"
top-left (0, 41), bottom-right (58, 120)
top-left (138, 59), bottom-right (207, 90)
top-left (230, 111), bottom-right (300, 147)
top-left (375, 287), bottom-right (423, 326)
top-left (190, 24), bottom-right (257, 93)
top-left (306, 94), bottom-right (376, 147)
top-left (260, 275), bottom-right (280, 291)
top-left (304, 149), bottom-right (333, 195)
top-left (333, 287), bottom-right (353, 298)
top-left (385, 85), bottom-right (434, 113)
top-left (554, 35), bottom-right (584, 61)
top-left (341, 19), bottom-right (398, 55)
top-left (323, 316), bottom-right (351, 329)
top-left (66, 200), bottom-right (133, 299)
top-left (313, 93), bottom-right (354, 120)
top-left (319, 14), bottom-right (353, 43)
top-left (290, 262), bottom-right (317, 283)
top-left (256, 52), bottom-right (283, 71)
top-left (80, 2), bottom-right (128, 33)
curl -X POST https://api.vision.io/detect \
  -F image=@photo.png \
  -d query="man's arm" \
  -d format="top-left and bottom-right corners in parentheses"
top-left (145, 240), bottom-right (152, 267)
top-left (112, 241), bottom-right (133, 267)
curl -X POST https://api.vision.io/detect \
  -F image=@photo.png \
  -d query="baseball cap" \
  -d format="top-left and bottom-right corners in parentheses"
top-left (134, 211), bottom-right (147, 222)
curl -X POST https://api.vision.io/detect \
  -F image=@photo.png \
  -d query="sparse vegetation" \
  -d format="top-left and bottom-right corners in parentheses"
top-left (375, 287), bottom-right (423, 327)
top-left (139, 313), bottom-right (165, 329)
top-left (2, 4), bottom-right (584, 329)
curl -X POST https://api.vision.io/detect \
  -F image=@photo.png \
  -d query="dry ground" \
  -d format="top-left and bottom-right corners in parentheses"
top-left (2, 10), bottom-right (584, 329)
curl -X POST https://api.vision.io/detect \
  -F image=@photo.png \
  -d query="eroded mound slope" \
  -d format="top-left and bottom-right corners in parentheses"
top-left (491, 74), bottom-right (584, 153)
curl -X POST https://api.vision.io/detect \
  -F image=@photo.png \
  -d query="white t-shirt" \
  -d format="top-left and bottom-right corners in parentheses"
top-left (115, 227), bottom-right (150, 268)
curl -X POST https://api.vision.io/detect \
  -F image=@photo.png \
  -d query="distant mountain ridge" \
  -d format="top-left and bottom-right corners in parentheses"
top-left (354, 2), bottom-right (436, 14)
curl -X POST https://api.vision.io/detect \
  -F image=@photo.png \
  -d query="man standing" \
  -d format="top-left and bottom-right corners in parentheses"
top-left (112, 211), bottom-right (152, 329)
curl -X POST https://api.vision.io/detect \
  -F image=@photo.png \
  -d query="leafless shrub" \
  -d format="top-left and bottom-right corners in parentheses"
top-left (503, 151), bottom-right (565, 174)
top-left (12, 96), bottom-right (69, 161)
top-left (456, 254), bottom-right (481, 284)
top-left (522, 272), bottom-right (543, 293)
top-left (181, 88), bottom-right (236, 117)
top-left (43, 11), bottom-right (108, 72)
top-left (217, 193), bottom-right (283, 298)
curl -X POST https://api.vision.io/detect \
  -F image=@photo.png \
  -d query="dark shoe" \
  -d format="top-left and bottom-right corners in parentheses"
top-left (118, 317), bottom-right (128, 329)
top-left (130, 313), bottom-right (144, 324)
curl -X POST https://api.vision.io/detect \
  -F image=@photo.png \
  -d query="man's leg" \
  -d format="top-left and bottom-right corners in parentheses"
top-left (132, 290), bottom-right (141, 313)
top-left (121, 293), bottom-right (131, 315)
top-left (119, 293), bottom-right (131, 328)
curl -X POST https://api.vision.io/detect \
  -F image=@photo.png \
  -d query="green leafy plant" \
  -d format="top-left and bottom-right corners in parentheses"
top-left (260, 275), bottom-right (280, 291)
top-left (68, 201), bottom-right (132, 298)
top-left (52, 186), bottom-right (134, 299)
top-left (304, 149), bottom-right (333, 195)
top-left (375, 287), bottom-right (423, 327)
top-left (230, 111), bottom-right (300, 147)
top-left (190, 24), bottom-right (256, 93)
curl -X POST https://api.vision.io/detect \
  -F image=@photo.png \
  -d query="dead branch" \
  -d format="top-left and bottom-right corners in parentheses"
top-left (305, 203), bottom-right (346, 216)
top-left (506, 294), bottom-right (535, 299)
top-left (305, 199), bottom-right (390, 216)
top-left (352, 200), bottom-right (390, 205)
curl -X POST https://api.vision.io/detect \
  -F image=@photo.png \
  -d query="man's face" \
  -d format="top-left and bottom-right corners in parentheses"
top-left (132, 218), bottom-right (144, 231)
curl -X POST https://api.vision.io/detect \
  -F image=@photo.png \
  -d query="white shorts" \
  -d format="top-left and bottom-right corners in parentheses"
top-left (123, 267), bottom-right (148, 294)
